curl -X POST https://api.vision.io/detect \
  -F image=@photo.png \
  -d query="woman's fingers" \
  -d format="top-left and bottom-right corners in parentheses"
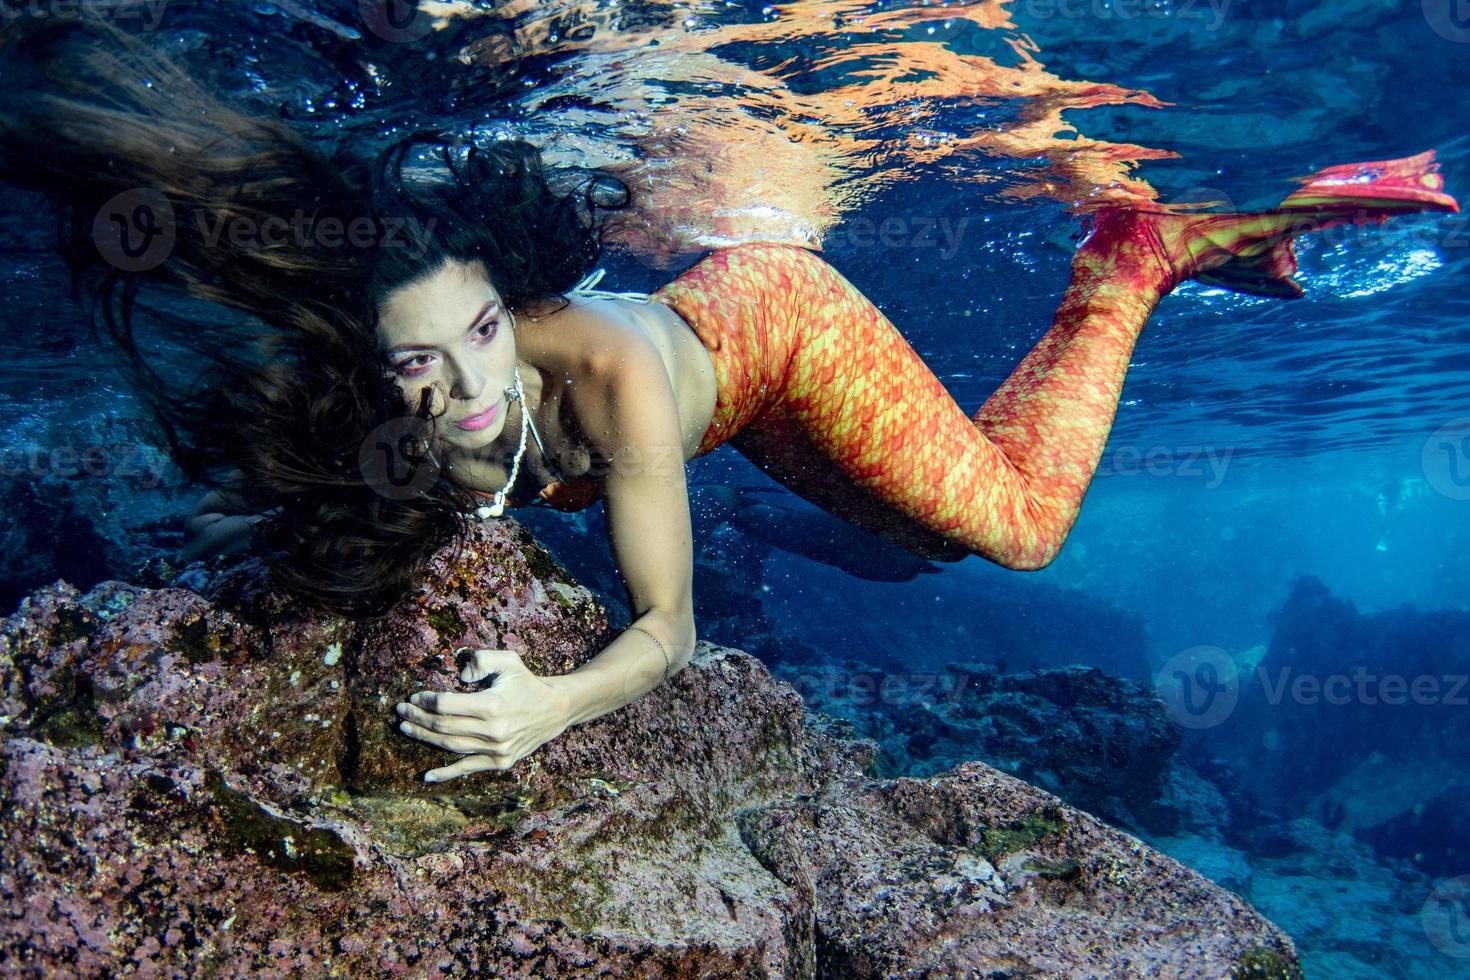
top-left (410, 690), bottom-right (482, 716)
top-left (177, 512), bottom-right (268, 563)
top-left (395, 702), bottom-right (507, 739)
top-left (426, 754), bottom-right (513, 783)
top-left (397, 720), bottom-right (504, 755)
top-left (177, 515), bottom-right (238, 563)
top-left (459, 648), bottom-right (524, 684)
top-left (184, 510), bottom-right (227, 535)
top-left (397, 648), bottom-right (541, 780)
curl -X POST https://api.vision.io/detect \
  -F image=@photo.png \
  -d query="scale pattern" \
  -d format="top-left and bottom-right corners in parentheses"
top-left (645, 234), bottom-right (1171, 569)
top-left (532, 150), bottom-right (1457, 569)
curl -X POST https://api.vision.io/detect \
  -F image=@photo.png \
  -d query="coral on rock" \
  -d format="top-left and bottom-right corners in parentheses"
top-left (0, 521), bottom-right (1299, 977)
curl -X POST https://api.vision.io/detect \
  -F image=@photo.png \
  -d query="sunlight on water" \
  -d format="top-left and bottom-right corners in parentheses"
top-left (392, 0), bottom-right (1179, 264)
top-left (1338, 247), bottom-right (1444, 299)
top-left (0, 0), bottom-right (1464, 452)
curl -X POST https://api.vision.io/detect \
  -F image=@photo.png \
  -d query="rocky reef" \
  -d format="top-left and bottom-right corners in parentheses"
top-left (775, 657), bottom-right (1183, 829)
top-left (1, 520), bottom-right (1301, 977)
top-left (1215, 575), bottom-right (1470, 877)
top-left (0, 411), bottom-right (183, 617)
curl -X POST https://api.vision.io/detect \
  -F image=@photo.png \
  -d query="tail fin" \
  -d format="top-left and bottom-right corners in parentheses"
top-left (1278, 150), bottom-right (1459, 216)
top-left (1140, 150), bottom-right (1460, 299)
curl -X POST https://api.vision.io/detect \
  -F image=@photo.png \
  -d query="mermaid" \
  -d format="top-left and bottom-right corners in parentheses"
top-left (1, 20), bottom-right (1457, 782)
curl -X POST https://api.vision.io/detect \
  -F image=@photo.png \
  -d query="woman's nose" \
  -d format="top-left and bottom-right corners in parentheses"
top-left (450, 366), bottom-right (486, 401)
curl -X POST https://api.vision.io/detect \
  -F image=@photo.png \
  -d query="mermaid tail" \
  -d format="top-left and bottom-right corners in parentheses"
top-left (529, 152), bottom-right (1457, 574)
top-left (1194, 239), bottom-right (1306, 299)
top-left (1278, 149), bottom-right (1459, 214)
top-left (1135, 149), bottom-right (1460, 299)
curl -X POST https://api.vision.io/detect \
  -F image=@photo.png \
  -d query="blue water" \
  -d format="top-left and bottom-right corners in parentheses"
top-left (2, 2), bottom-right (1468, 976)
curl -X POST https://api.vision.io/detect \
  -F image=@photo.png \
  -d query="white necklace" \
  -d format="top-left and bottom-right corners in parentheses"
top-left (466, 360), bottom-right (550, 520)
top-left (443, 304), bottom-right (551, 520)
top-left (455, 268), bottom-right (638, 521)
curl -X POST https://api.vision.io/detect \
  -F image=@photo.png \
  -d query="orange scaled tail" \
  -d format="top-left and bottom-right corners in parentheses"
top-left (582, 152), bottom-right (1458, 572)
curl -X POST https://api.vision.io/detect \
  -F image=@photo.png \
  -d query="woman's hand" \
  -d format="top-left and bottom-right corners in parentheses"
top-left (176, 512), bottom-right (268, 564)
top-left (176, 482), bottom-right (281, 564)
top-left (394, 649), bottom-right (573, 782)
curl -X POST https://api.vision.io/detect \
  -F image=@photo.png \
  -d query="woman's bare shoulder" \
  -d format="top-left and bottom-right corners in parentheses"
top-left (517, 296), bottom-right (656, 376)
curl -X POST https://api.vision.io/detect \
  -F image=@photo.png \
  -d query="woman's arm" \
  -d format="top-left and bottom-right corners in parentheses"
top-left (543, 329), bottom-right (699, 723)
top-left (177, 468), bottom-right (280, 563)
top-left (394, 316), bottom-right (700, 780)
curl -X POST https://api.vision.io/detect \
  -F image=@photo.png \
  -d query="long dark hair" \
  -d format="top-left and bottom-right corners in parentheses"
top-left (0, 16), bottom-right (632, 617)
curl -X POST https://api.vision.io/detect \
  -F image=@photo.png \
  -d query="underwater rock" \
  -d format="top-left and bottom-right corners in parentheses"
top-left (1222, 574), bottom-right (1470, 875)
top-left (1147, 835), bottom-right (1255, 897)
top-left (1142, 755), bottom-right (1266, 841)
top-left (0, 412), bottom-right (184, 616)
top-left (1238, 816), bottom-right (1441, 978)
top-left (0, 521), bottom-right (1300, 977)
top-left (780, 657), bottom-right (1181, 833)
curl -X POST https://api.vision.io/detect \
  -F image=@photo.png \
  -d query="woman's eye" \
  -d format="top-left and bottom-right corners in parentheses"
top-left (475, 317), bottom-right (500, 340)
top-left (395, 354), bottom-right (432, 375)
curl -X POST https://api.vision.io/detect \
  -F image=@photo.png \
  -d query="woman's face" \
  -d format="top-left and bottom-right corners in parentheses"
top-left (377, 258), bottom-right (516, 453)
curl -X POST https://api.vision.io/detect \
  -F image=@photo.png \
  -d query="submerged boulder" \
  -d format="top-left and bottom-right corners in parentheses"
top-left (778, 657), bottom-right (1182, 832)
top-left (0, 521), bottom-right (1300, 977)
top-left (1221, 574), bottom-right (1470, 875)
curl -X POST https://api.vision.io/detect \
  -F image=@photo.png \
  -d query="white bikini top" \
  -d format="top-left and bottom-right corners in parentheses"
top-left (566, 267), bottom-right (655, 303)
top-left (504, 268), bottom-right (653, 510)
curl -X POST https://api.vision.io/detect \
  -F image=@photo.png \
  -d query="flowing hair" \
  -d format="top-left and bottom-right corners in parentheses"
top-left (0, 16), bottom-right (632, 617)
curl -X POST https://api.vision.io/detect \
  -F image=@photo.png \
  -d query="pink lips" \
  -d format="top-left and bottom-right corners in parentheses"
top-left (455, 400), bottom-right (501, 431)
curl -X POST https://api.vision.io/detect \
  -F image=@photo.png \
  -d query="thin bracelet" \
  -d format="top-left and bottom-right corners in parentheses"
top-left (627, 625), bottom-right (671, 685)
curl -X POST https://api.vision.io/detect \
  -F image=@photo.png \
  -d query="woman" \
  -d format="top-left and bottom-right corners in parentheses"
top-left (2, 19), bottom-right (1457, 783)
